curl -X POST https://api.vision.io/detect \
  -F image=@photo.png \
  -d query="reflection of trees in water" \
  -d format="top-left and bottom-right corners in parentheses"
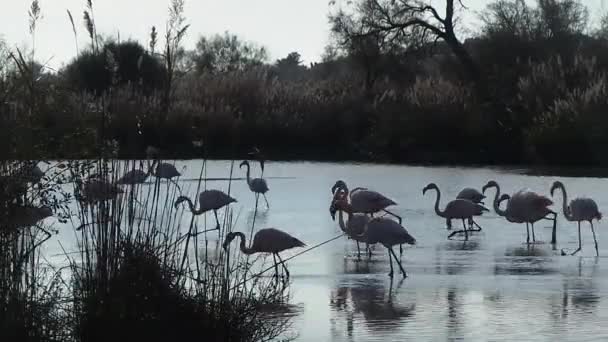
top-left (493, 245), bottom-right (557, 276)
top-left (329, 277), bottom-right (415, 336)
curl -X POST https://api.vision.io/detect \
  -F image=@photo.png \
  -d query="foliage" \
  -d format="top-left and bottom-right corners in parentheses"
top-left (63, 40), bottom-right (166, 95)
top-left (189, 32), bottom-right (268, 75)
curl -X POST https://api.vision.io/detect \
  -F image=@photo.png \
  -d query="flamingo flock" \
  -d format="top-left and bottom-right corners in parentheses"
top-left (3, 150), bottom-right (604, 283)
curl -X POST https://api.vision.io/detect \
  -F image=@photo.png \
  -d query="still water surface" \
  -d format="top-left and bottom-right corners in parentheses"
top-left (44, 161), bottom-right (608, 341)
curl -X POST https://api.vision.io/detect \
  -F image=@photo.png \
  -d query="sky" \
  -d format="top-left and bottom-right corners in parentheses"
top-left (0, 0), bottom-right (605, 70)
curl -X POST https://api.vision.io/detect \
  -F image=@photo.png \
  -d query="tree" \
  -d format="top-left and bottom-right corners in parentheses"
top-left (189, 32), bottom-right (268, 74)
top-left (330, 0), bottom-right (482, 90)
top-left (64, 40), bottom-right (166, 95)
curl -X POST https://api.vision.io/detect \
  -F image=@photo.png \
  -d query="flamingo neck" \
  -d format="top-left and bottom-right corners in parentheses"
top-left (244, 163), bottom-right (252, 186)
top-left (555, 184), bottom-right (573, 220)
top-left (337, 208), bottom-right (351, 234)
top-left (183, 197), bottom-right (204, 215)
top-left (431, 188), bottom-right (445, 218)
top-left (490, 185), bottom-right (507, 216)
top-left (234, 232), bottom-right (255, 255)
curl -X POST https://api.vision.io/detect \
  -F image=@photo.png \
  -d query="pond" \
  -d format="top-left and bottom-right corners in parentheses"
top-left (43, 160), bottom-right (608, 341)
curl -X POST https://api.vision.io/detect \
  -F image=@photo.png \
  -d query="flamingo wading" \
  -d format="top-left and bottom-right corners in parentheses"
top-left (483, 180), bottom-right (558, 244)
top-left (240, 160), bottom-right (270, 208)
top-left (331, 196), bottom-right (416, 278)
top-left (422, 183), bottom-right (489, 241)
top-left (222, 228), bottom-right (305, 279)
top-left (175, 190), bottom-right (237, 231)
top-left (550, 181), bottom-right (601, 255)
top-left (330, 190), bottom-right (373, 260)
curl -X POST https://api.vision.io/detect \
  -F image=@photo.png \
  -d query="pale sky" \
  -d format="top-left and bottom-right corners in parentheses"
top-left (0, 0), bottom-right (605, 70)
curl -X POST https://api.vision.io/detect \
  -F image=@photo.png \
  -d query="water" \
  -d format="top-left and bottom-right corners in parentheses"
top-left (43, 161), bottom-right (608, 341)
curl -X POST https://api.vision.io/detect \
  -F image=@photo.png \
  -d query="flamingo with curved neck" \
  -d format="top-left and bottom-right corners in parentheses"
top-left (550, 181), bottom-right (601, 256)
top-left (422, 183), bottom-right (489, 241)
top-left (240, 160), bottom-right (270, 208)
top-left (330, 191), bottom-right (372, 259)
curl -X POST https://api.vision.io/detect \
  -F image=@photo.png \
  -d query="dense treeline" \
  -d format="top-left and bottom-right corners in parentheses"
top-left (3, 0), bottom-right (608, 165)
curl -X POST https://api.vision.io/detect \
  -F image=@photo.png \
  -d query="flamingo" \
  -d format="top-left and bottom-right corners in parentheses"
top-left (483, 180), bottom-right (558, 244)
top-left (174, 190), bottom-right (237, 231)
top-left (240, 160), bottom-right (270, 208)
top-left (550, 181), bottom-right (601, 256)
top-left (330, 190), bottom-right (373, 260)
top-left (330, 196), bottom-right (416, 278)
top-left (331, 180), bottom-right (405, 255)
top-left (331, 180), bottom-right (401, 224)
top-left (248, 147), bottom-right (265, 176)
top-left (222, 228), bottom-right (305, 279)
top-left (145, 145), bottom-right (182, 191)
top-left (4, 205), bottom-right (54, 242)
top-left (422, 183), bottom-right (489, 241)
top-left (497, 192), bottom-right (556, 244)
top-left (78, 179), bottom-right (123, 203)
top-left (117, 160), bottom-right (158, 185)
top-left (453, 187), bottom-right (486, 230)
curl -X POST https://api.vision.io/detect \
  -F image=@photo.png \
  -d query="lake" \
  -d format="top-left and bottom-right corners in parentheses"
top-left (43, 160), bottom-right (608, 341)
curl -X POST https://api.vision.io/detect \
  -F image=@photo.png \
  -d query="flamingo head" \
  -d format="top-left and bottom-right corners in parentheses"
top-left (422, 183), bottom-right (438, 195)
top-left (549, 181), bottom-right (564, 197)
top-left (174, 196), bottom-right (188, 209)
top-left (239, 160), bottom-right (249, 169)
top-left (223, 232), bottom-right (237, 250)
top-left (330, 190), bottom-right (349, 220)
top-left (331, 180), bottom-right (348, 195)
top-left (482, 180), bottom-right (499, 194)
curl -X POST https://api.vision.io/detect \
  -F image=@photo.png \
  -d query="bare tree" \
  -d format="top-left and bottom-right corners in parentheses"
top-left (330, 0), bottom-right (482, 89)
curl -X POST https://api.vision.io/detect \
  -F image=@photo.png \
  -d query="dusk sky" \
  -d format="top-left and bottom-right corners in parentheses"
top-left (1, 0), bottom-right (605, 69)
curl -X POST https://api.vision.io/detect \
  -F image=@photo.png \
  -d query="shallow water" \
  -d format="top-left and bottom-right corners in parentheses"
top-left (43, 161), bottom-right (608, 341)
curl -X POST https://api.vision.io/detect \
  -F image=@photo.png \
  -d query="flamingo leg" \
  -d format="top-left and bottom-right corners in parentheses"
top-left (462, 219), bottom-right (468, 241)
top-left (526, 223), bottom-right (530, 244)
top-left (356, 241), bottom-right (361, 260)
top-left (262, 193), bottom-right (270, 209)
top-left (571, 222), bottom-right (582, 255)
top-left (399, 244), bottom-right (403, 257)
top-left (367, 243), bottom-right (372, 259)
top-left (590, 221), bottom-right (599, 257)
top-left (169, 178), bottom-right (182, 194)
top-left (213, 209), bottom-right (221, 231)
top-left (446, 218), bottom-right (452, 230)
top-left (531, 223), bottom-right (536, 242)
top-left (389, 247), bottom-right (407, 278)
top-left (383, 209), bottom-right (401, 224)
top-left (276, 253), bottom-right (290, 279)
top-left (387, 247), bottom-right (394, 277)
top-left (272, 253), bottom-right (280, 279)
top-left (470, 219), bottom-right (482, 232)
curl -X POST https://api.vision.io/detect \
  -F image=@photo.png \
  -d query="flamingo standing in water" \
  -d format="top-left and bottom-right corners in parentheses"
top-left (453, 187), bottom-right (486, 231)
top-left (117, 160), bottom-right (158, 185)
top-left (331, 180), bottom-right (405, 255)
top-left (240, 160), bottom-right (270, 209)
top-left (330, 196), bottom-right (416, 278)
top-left (550, 181), bottom-right (601, 256)
top-left (174, 189), bottom-right (237, 231)
top-left (422, 183), bottom-right (489, 241)
top-left (497, 192), bottom-right (556, 244)
top-left (222, 228), bottom-right (305, 279)
top-left (330, 190), bottom-right (373, 260)
top-left (483, 180), bottom-right (558, 244)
